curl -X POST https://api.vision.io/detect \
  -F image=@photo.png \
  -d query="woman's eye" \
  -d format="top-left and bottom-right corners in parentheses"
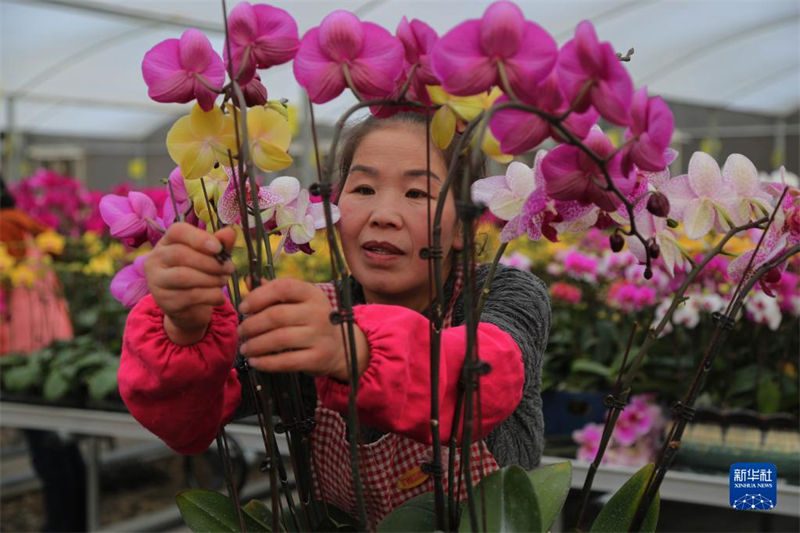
top-left (406, 189), bottom-right (430, 199)
top-left (353, 185), bottom-right (374, 195)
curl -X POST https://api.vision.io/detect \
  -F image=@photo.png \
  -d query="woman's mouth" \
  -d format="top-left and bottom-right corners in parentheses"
top-left (362, 241), bottom-right (404, 256)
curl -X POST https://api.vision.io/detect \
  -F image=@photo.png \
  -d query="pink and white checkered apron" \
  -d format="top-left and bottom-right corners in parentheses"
top-left (312, 275), bottom-right (498, 529)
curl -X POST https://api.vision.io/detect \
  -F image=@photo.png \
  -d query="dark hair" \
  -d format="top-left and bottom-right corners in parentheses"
top-left (335, 111), bottom-right (485, 203)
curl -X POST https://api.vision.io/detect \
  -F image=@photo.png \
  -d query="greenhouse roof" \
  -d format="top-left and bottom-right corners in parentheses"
top-left (1, 0), bottom-right (798, 140)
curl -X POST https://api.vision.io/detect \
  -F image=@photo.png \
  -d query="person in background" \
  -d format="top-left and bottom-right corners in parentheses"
top-left (1, 176), bottom-right (87, 532)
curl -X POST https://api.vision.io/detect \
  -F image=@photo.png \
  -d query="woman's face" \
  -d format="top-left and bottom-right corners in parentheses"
top-left (337, 123), bottom-right (462, 311)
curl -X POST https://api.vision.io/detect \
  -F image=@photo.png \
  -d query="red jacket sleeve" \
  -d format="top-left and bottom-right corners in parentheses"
top-left (315, 304), bottom-right (524, 444)
top-left (118, 294), bottom-right (242, 454)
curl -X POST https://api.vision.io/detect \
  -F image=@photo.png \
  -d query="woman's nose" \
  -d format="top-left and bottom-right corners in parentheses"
top-left (367, 195), bottom-right (403, 228)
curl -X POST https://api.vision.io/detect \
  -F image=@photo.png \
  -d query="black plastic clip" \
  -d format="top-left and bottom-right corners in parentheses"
top-left (329, 309), bottom-right (354, 325)
top-left (604, 394), bottom-right (627, 410)
top-left (420, 246), bottom-right (444, 260)
top-left (711, 311), bottom-right (735, 331)
top-left (234, 355), bottom-right (250, 371)
top-left (310, 182), bottom-right (333, 198)
top-left (465, 359), bottom-right (492, 377)
top-left (421, 462), bottom-right (443, 476)
top-left (672, 401), bottom-right (696, 422)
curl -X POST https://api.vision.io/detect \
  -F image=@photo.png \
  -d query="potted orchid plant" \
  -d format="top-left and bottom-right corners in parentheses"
top-left (100, 1), bottom-right (798, 531)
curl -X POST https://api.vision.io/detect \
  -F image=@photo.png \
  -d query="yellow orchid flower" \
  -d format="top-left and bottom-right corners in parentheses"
top-left (427, 85), bottom-right (485, 150)
top-left (426, 86), bottom-right (512, 162)
top-left (184, 166), bottom-right (231, 224)
top-left (166, 104), bottom-right (237, 180)
top-left (246, 105), bottom-right (293, 172)
top-left (34, 230), bottom-right (65, 255)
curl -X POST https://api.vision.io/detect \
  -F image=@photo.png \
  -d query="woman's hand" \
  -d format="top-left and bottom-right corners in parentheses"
top-left (144, 222), bottom-right (236, 345)
top-left (238, 278), bottom-right (369, 380)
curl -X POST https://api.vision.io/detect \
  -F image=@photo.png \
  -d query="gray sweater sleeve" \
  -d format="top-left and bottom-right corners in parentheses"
top-left (454, 263), bottom-right (551, 470)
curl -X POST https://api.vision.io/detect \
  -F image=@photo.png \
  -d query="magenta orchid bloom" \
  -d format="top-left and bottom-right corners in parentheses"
top-left (556, 21), bottom-right (633, 126)
top-left (110, 255), bottom-right (150, 308)
top-left (623, 88), bottom-right (674, 173)
top-left (161, 167), bottom-right (202, 227)
top-left (397, 17), bottom-right (439, 93)
top-left (217, 169), bottom-right (282, 225)
top-left (293, 10), bottom-right (404, 103)
top-left (431, 1), bottom-right (556, 98)
top-left (542, 126), bottom-right (633, 211)
top-left (225, 2), bottom-right (299, 83)
top-left (370, 18), bottom-right (438, 118)
top-left (142, 29), bottom-right (225, 111)
top-left (99, 192), bottom-right (164, 248)
top-left (490, 71), bottom-right (598, 155)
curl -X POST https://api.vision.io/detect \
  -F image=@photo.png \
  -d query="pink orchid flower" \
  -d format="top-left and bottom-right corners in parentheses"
top-left (110, 255), bottom-right (150, 308)
top-left (471, 160), bottom-right (536, 221)
top-left (370, 18), bottom-right (439, 118)
top-left (142, 29), bottom-right (225, 111)
top-left (396, 17), bottom-right (439, 97)
top-left (275, 189), bottom-right (340, 254)
top-left (573, 422), bottom-right (605, 462)
top-left (745, 291), bottom-right (783, 330)
top-left (658, 152), bottom-right (739, 239)
top-left (542, 126), bottom-right (633, 211)
top-left (293, 10), bottom-right (404, 103)
top-left (99, 192), bottom-right (164, 248)
top-left (556, 21), bottom-right (633, 126)
top-left (217, 168), bottom-right (282, 225)
top-left (160, 167), bottom-right (193, 226)
top-left (626, 206), bottom-right (686, 276)
top-left (499, 251), bottom-right (532, 271)
top-left (431, 1), bottom-right (557, 98)
top-left (225, 2), bottom-right (299, 83)
top-left (722, 154), bottom-right (776, 225)
top-left (622, 87), bottom-right (674, 173)
top-left (613, 395), bottom-right (658, 446)
top-left (489, 71), bottom-right (599, 155)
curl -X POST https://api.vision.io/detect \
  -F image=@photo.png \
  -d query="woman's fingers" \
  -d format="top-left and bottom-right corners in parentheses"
top-left (246, 349), bottom-right (331, 375)
top-left (160, 222), bottom-right (225, 253)
top-left (238, 303), bottom-right (312, 339)
top-left (158, 243), bottom-right (235, 275)
top-left (156, 266), bottom-right (228, 290)
top-left (158, 286), bottom-right (227, 314)
top-left (239, 278), bottom-right (322, 314)
top-left (240, 325), bottom-right (313, 358)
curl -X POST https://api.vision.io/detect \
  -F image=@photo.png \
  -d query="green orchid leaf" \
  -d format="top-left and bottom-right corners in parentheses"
top-left (459, 465), bottom-right (542, 533)
top-left (43, 370), bottom-right (71, 401)
top-left (571, 359), bottom-right (612, 377)
top-left (242, 499), bottom-right (279, 531)
top-left (175, 489), bottom-right (269, 532)
top-left (86, 364), bottom-right (120, 401)
top-left (590, 463), bottom-right (660, 532)
top-left (528, 461), bottom-right (572, 531)
top-left (3, 363), bottom-right (42, 391)
top-left (377, 492), bottom-right (436, 532)
top-left (757, 377), bottom-right (781, 414)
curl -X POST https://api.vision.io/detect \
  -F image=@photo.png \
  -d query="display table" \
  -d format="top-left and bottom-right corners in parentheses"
top-left (2, 401), bottom-right (798, 531)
